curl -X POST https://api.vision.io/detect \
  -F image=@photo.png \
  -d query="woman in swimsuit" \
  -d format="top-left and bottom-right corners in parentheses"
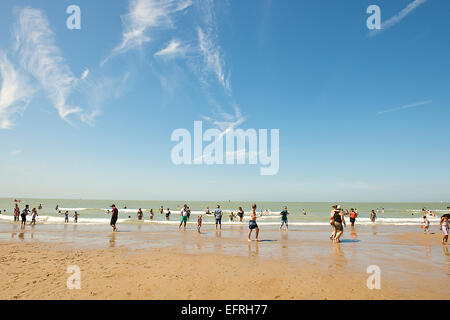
top-left (237, 207), bottom-right (244, 222)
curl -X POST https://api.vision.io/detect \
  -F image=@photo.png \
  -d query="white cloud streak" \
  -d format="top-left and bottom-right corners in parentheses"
top-left (14, 7), bottom-right (82, 122)
top-left (0, 51), bottom-right (34, 129)
top-left (154, 39), bottom-right (189, 59)
top-left (377, 100), bottom-right (432, 115)
top-left (369, 0), bottom-right (428, 37)
top-left (104, 0), bottom-right (192, 64)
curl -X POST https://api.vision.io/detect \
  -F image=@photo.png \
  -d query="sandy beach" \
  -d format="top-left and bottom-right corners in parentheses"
top-left (0, 222), bottom-right (448, 300)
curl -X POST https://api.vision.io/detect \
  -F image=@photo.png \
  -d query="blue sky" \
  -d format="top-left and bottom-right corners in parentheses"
top-left (0, 0), bottom-right (449, 202)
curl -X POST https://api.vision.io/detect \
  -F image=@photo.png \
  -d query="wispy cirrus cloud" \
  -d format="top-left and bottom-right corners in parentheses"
top-left (377, 99), bottom-right (432, 115)
top-left (369, 0), bottom-right (428, 37)
top-left (14, 7), bottom-right (82, 122)
top-left (103, 0), bottom-right (192, 64)
top-left (154, 39), bottom-right (189, 59)
top-left (0, 51), bottom-right (34, 129)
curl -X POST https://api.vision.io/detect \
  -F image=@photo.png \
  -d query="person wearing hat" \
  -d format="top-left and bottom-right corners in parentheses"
top-left (110, 204), bottom-right (119, 232)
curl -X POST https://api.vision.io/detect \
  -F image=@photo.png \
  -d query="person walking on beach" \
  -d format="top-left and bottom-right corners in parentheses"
top-left (280, 206), bottom-right (289, 230)
top-left (149, 209), bottom-right (154, 220)
top-left (349, 208), bottom-right (358, 227)
top-left (30, 208), bottom-right (38, 225)
top-left (110, 204), bottom-right (119, 232)
top-left (64, 211), bottom-right (69, 223)
top-left (197, 214), bottom-right (202, 233)
top-left (166, 208), bottom-right (171, 221)
top-left (214, 205), bottom-right (223, 230)
top-left (422, 214), bottom-right (430, 234)
top-left (248, 204), bottom-right (259, 242)
top-left (332, 205), bottom-right (346, 243)
top-left (21, 204), bottom-right (30, 228)
top-left (237, 207), bottom-right (244, 222)
top-left (14, 204), bottom-right (20, 222)
top-left (440, 210), bottom-right (449, 245)
top-left (179, 204), bottom-right (188, 230)
top-left (370, 210), bottom-right (377, 223)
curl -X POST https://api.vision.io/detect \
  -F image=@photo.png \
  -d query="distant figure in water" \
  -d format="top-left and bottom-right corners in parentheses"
top-left (370, 210), bottom-right (377, 223)
top-left (30, 208), bottom-right (38, 225)
top-left (110, 204), bottom-right (118, 232)
top-left (64, 211), bottom-right (69, 223)
top-left (55, 205), bottom-right (59, 211)
top-left (179, 204), bottom-right (188, 230)
top-left (38, 204), bottom-right (42, 210)
top-left (149, 209), bottom-right (154, 220)
top-left (248, 203), bottom-right (259, 242)
top-left (197, 214), bottom-right (202, 233)
top-left (160, 206), bottom-right (164, 215)
top-left (14, 204), bottom-right (20, 222)
top-left (205, 207), bottom-right (210, 215)
top-left (74, 211), bottom-right (79, 223)
top-left (229, 211), bottom-right (235, 222)
top-left (280, 206), bottom-right (289, 231)
top-left (237, 207), bottom-right (244, 222)
top-left (166, 208), bottom-right (171, 221)
top-left (137, 208), bottom-right (143, 220)
top-left (302, 209), bottom-right (306, 216)
top-left (124, 206), bottom-right (127, 209)
top-left (21, 205), bottom-right (30, 228)
top-left (382, 208), bottom-right (385, 214)
top-left (422, 215), bottom-right (430, 234)
top-left (349, 208), bottom-right (358, 227)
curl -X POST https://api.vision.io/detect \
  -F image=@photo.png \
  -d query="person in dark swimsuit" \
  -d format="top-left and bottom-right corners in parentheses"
top-left (110, 204), bottom-right (118, 232)
top-left (332, 205), bottom-right (346, 243)
top-left (21, 205), bottom-right (30, 228)
top-left (137, 208), bottom-right (143, 221)
top-left (166, 208), bottom-right (171, 221)
top-left (280, 206), bottom-right (289, 230)
top-left (237, 207), bottom-right (244, 222)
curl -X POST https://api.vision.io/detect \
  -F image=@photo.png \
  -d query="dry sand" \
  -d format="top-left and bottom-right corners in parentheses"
top-left (0, 223), bottom-right (448, 300)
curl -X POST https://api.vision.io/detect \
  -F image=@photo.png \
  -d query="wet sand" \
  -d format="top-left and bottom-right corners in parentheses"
top-left (0, 222), bottom-right (448, 300)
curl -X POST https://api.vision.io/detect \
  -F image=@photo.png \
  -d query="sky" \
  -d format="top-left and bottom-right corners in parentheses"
top-left (0, 0), bottom-right (449, 202)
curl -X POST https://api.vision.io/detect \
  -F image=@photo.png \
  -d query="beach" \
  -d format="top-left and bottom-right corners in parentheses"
top-left (0, 222), bottom-right (448, 300)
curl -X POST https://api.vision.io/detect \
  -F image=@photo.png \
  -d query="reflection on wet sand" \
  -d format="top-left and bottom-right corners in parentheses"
top-left (109, 232), bottom-right (116, 248)
top-left (248, 241), bottom-right (259, 257)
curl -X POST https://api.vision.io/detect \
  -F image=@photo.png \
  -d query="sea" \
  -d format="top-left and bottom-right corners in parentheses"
top-left (0, 198), bottom-right (447, 226)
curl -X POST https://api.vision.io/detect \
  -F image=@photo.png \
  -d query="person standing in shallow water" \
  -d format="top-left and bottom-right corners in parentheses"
top-left (14, 204), bottom-right (20, 222)
top-left (280, 206), bottom-right (289, 230)
top-left (110, 204), bottom-right (119, 232)
top-left (370, 210), bottom-right (377, 223)
top-left (248, 203), bottom-right (259, 242)
top-left (331, 205), bottom-right (346, 243)
top-left (237, 207), bottom-right (244, 222)
top-left (21, 204), bottom-right (30, 228)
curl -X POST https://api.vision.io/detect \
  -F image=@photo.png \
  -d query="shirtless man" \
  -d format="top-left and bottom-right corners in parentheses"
top-left (179, 204), bottom-right (188, 230)
top-left (248, 204), bottom-right (259, 242)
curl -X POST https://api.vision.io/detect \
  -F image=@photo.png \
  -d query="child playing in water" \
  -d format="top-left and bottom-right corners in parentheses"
top-left (197, 214), bottom-right (202, 233)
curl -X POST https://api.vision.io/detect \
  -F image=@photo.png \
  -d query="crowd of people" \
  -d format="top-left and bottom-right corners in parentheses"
top-left (5, 202), bottom-right (450, 245)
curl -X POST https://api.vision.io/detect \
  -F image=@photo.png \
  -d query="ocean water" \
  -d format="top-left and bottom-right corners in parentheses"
top-left (0, 198), bottom-right (447, 226)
